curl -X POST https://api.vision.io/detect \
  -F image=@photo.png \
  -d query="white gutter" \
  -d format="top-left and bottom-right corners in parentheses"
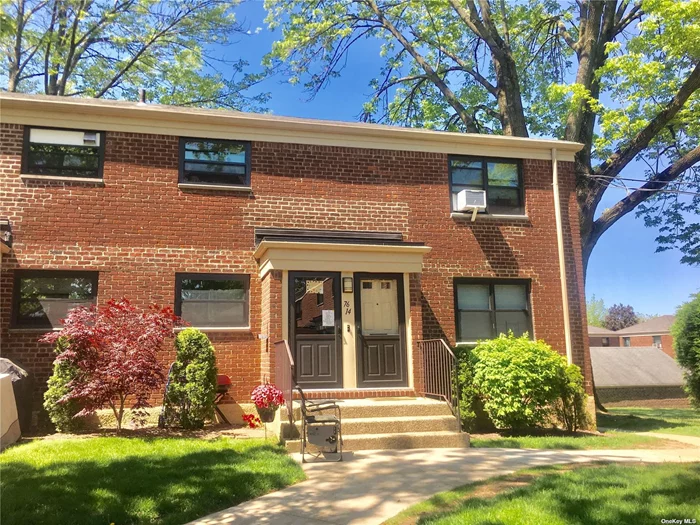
top-left (552, 148), bottom-right (573, 364)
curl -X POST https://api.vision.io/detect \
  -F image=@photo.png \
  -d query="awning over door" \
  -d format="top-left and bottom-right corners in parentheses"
top-left (253, 228), bottom-right (431, 276)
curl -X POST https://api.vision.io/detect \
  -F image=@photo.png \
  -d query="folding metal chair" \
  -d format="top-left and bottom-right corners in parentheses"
top-left (296, 385), bottom-right (343, 462)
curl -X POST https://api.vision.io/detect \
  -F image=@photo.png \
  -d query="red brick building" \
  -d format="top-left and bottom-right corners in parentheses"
top-left (615, 315), bottom-right (676, 357)
top-left (0, 93), bottom-right (592, 424)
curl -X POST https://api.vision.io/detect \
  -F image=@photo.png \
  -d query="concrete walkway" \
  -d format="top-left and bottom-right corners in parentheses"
top-left (636, 432), bottom-right (700, 448)
top-left (188, 446), bottom-right (700, 525)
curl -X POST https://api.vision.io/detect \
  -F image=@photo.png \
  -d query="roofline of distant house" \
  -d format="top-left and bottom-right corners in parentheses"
top-left (0, 92), bottom-right (584, 161)
top-left (615, 329), bottom-right (672, 336)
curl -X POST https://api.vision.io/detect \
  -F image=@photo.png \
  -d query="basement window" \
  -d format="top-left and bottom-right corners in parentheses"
top-left (23, 128), bottom-right (105, 179)
top-left (175, 273), bottom-right (250, 328)
top-left (179, 138), bottom-right (251, 187)
top-left (454, 279), bottom-right (532, 343)
top-left (12, 270), bottom-right (98, 328)
top-left (449, 156), bottom-right (524, 215)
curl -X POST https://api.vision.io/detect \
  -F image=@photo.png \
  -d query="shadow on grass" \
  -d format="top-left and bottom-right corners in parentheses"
top-left (413, 463), bottom-right (700, 525)
top-left (597, 411), bottom-right (693, 432)
top-left (1, 441), bottom-right (302, 525)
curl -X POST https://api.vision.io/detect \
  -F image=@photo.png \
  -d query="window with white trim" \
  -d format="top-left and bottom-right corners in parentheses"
top-left (23, 128), bottom-right (104, 178)
top-left (175, 274), bottom-right (249, 327)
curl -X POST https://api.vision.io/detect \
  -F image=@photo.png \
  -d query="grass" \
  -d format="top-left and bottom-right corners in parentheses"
top-left (384, 462), bottom-right (700, 525)
top-left (469, 431), bottom-right (681, 450)
top-left (598, 407), bottom-right (700, 437)
top-left (0, 436), bottom-right (305, 525)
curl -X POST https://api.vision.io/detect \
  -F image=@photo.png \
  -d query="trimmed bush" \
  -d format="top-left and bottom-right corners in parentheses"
top-left (471, 333), bottom-right (565, 430)
top-left (164, 328), bottom-right (218, 429)
top-left (552, 364), bottom-right (590, 431)
top-left (454, 345), bottom-right (495, 432)
top-left (672, 293), bottom-right (700, 408)
top-left (43, 338), bottom-right (84, 433)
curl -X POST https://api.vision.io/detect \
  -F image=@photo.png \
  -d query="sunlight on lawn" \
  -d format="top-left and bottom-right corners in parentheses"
top-left (0, 437), bottom-right (304, 525)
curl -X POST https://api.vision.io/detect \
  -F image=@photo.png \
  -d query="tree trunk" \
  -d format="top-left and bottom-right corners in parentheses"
top-left (492, 50), bottom-right (529, 137)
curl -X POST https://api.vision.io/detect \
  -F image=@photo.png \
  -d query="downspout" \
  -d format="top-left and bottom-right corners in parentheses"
top-left (552, 148), bottom-right (573, 364)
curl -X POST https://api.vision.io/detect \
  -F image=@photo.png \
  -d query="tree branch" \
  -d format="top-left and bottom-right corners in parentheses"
top-left (364, 0), bottom-right (480, 132)
top-left (587, 144), bottom-right (700, 255)
top-left (595, 62), bottom-right (700, 180)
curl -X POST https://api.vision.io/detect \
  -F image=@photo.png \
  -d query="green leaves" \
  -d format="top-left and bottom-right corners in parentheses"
top-left (470, 333), bottom-right (582, 430)
top-left (3, 0), bottom-right (266, 111)
top-left (164, 328), bottom-right (218, 430)
top-left (671, 292), bottom-right (700, 408)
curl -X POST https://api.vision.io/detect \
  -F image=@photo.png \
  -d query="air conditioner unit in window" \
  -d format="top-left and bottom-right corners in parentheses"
top-left (456, 189), bottom-right (487, 221)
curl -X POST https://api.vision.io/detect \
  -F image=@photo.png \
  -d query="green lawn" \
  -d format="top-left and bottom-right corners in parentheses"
top-left (598, 407), bottom-right (700, 437)
top-left (470, 431), bottom-right (679, 450)
top-left (0, 436), bottom-right (305, 525)
top-left (384, 462), bottom-right (700, 525)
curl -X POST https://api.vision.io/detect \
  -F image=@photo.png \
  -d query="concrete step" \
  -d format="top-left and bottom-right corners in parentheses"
top-left (285, 430), bottom-right (470, 452)
top-left (281, 415), bottom-right (459, 438)
top-left (281, 397), bottom-right (453, 420)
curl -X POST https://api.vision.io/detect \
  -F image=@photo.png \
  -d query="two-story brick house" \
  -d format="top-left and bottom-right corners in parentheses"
top-left (0, 92), bottom-right (593, 440)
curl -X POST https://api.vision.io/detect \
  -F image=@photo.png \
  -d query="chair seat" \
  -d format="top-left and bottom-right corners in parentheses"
top-left (306, 414), bottom-right (340, 424)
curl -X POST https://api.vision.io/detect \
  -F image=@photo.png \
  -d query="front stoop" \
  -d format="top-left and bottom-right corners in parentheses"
top-left (281, 397), bottom-right (469, 451)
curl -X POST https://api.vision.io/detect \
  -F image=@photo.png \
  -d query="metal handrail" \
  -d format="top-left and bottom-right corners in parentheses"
top-left (417, 339), bottom-right (462, 432)
top-left (274, 339), bottom-right (295, 425)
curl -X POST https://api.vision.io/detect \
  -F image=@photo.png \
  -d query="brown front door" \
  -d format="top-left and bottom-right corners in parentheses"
top-left (290, 272), bottom-right (343, 389)
top-left (355, 273), bottom-right (407, 388)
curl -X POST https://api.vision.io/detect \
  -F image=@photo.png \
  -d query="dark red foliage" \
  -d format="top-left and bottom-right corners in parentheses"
top-left (41, 299), bottom-right (183, 429)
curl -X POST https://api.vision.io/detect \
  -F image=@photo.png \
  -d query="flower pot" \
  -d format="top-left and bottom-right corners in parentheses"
top-left (256, 406), bottom-right (277, 423)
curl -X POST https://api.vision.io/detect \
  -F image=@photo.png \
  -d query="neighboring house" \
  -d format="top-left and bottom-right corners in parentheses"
top-left (0, 92), bottom-right (592, 432)
top-left (616, 315), bottom-right (676, 357)
top-left (588, 325), bottom-right (620, 347)
top-left (590, 346), bottom-right (685, 404)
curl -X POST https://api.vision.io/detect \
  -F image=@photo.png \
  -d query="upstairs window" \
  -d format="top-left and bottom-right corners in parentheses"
top-left (449, 156), bottom-right (523, 215)
top-left (13, 270), bottom-right (98, 328)
top-left (179, 138), bottom-right (251, 186)
top-left (175, 273), bottom-right (250, 328)
top-left (23, 128), bottom-right (104, 179)
top-left (455, 279), bottom-right (531, 343)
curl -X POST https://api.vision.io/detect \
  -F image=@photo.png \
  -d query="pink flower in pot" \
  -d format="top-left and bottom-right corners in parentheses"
top-left (251, 383), bottom-right (285, 423)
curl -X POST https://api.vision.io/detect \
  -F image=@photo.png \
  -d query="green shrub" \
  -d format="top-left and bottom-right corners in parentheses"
top-left (672, 293), bottom-right (700, 408)
top-left (43, 338), bottom-right (84, 432)
top-left (552, 363), bottom-right (590, 431)
top-left (454, 345), bottom-right (495, 432)
top-left (471, 333), bottom-right (564, 430)
top-left (164, 328), bottom-right (218, 429)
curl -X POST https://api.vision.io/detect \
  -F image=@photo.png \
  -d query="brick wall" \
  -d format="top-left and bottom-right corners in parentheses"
top-left (589, 335), bottom-right (621, 347)
top-left (0, 122), bottom-right (593, 410)
top-left (628, 334), bottom-right (675, 357)
top-left (597, 385), bottom-right (686, 403)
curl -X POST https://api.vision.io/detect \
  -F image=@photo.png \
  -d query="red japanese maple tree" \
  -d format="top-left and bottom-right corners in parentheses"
top-left (41, 299), bottom-right (182, 431)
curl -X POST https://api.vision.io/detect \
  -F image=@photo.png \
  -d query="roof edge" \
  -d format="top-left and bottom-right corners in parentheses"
top-left (0, 92), bottom-right (584, 161)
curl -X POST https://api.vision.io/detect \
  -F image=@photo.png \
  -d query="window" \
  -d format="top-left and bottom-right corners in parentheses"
top-left (454, 279), bottom-right (531, 343)
top-left (449, 156), bottom-right (523, 215)
top-left (602, 337), bottom-right (610, 347)
top-left (23, 127), bottom-right (104, 179)
top-left (175, 274), bottom-right (249, 328)
top-left (12, 270), bottom-right (98, 328)
top-left (623, 337), bottom-right (631, 347)
top-left (653, 335), bottom-right (662, 347)
top-left (179, 138), bottom-right (251, 186)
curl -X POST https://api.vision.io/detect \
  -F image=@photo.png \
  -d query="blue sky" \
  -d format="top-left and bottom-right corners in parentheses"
top-left (227, 2), bottom-right (699, 316)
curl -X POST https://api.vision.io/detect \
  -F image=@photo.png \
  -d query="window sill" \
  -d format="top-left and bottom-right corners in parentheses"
top-left (9, 327), bottom-right (62, 333)
top-left (20, 174), bottom-right (104, 185)
top-left (455, 341), bottom-right (478, 346)
top-left (451, 212), bottom-right (529, 221)
top-left (178, 183), bottom-right (252, 193)
top-left (174, 326), bottom-right (251, 333)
